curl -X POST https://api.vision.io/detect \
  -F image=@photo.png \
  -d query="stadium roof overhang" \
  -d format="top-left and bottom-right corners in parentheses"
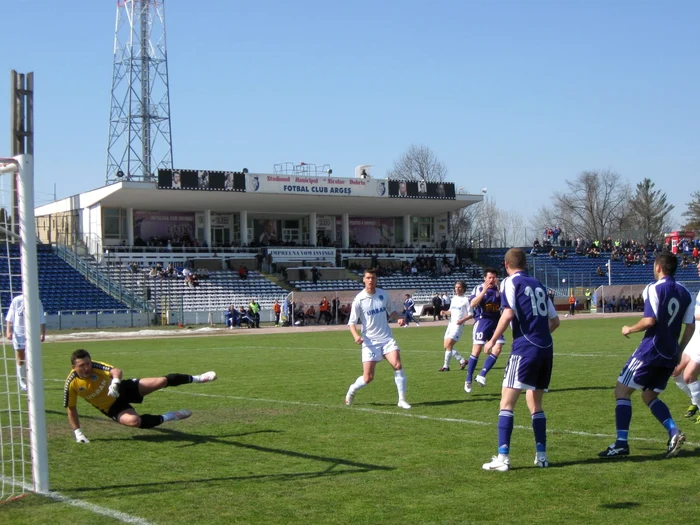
top-left (36, 181), bottom-right (483, 218)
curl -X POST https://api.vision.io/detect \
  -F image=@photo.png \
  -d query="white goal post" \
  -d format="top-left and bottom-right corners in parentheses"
top-left (0, 154), bottom-right (49, 499)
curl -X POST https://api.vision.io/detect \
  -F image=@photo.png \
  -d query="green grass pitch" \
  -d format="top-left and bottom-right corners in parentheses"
top-left (4, 316), bottom-right (700, 524)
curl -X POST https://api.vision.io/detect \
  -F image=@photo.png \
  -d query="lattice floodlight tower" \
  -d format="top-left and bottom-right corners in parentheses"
top-left (106, 0), bottom-right (173, 184)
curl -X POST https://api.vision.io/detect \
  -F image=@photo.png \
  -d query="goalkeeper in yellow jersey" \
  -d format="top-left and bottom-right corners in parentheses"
top-left (63, 349), bottom-right (217, 443)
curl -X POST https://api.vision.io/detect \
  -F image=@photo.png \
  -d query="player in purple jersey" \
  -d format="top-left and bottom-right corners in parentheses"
top-left (464, 268), bottom-right (504, 392)
top-left (481, 249), bottom-right (560, 472)
top-left (599, 253), bottom-right (695, 459)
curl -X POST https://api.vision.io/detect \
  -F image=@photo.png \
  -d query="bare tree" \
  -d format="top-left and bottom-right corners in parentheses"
top-left (682, 191), bottom-right (700, 232)
top-left (471, 197), bottom-right (502, 248)
top-left (387, 144), bottom-right (448, 182)
top-left (449, 205), bottom-right (478, 248)
top-left (549, 170), bottom-right (632, 240)
top-left (628, 178), bottom-right (674, 240)
top-left (502, 210), bottom-right (528, 247)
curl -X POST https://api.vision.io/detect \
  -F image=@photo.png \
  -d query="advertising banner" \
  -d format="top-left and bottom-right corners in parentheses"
top-left (388, 180), bottom-right (455, 199)
top-left (246, 173), bottom-right (388, 198)
top-left (133, 211), bottom-right (195, 241)
top-left (335, 218), bottom-right (395, 246)
top-left (267, 248), bottom-right (336, 262)
top-left (157, 169), bottom-right (245, 191)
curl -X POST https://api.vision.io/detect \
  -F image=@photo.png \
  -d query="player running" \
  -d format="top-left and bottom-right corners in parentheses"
top-left (438, 281), bottom-right (472, 372)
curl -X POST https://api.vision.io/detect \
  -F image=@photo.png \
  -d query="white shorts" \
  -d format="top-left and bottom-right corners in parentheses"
top-left (444, 325), bottom-right (464, 343)
top-left (683, 339), bottom-right (700, 365)
top-left (361, 339), bottom-right (400, 362)
top-left (12, 335), bottom-right (26, 351)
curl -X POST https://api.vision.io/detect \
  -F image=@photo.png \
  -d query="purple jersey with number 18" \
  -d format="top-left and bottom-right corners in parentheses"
top-left (501, 271), bottom-right (557, 358)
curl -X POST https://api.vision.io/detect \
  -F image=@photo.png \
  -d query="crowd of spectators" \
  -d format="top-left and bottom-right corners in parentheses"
top-left (224, 300), bottom-right (261, 328)
top-left (285, 297), bottom-right (350, 326)
top-left (598, 294), bottom-right (644, 313)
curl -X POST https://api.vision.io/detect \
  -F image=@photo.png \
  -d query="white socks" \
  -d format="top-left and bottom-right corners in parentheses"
top-left (452, 350), bottom-right (464, 362)
top-left (394, 369), bottom-right (407, 400)
top-left (673, 374), bottom-right (692, 398)
top-left (688, 380), bottom-right (700, 407)
top-left (17, 363), bottom-right (26, 382)
top-left (443, 351), bottom-right (452, 368)
top-left (349, 376), bottom-right (367, 396)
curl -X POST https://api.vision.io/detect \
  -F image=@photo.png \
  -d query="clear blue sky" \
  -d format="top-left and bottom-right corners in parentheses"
top-left (2, 0), bottom-right (698, 228)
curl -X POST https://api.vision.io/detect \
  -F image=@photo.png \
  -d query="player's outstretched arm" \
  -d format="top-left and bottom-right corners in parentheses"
top-left (67, 406), bottom-right (89, 443)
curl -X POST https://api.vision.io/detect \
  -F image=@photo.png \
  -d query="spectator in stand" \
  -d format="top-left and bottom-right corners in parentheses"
top-left (441, 292), bottom-right (450, 314)
top-left (311, 266), bottom-right (322, 284)
top-left (432, 293), bottom-right (443, 321)
top-left (249, 299), bottom-right (261, 328)
top-left (318, 296), bottom-right (332, 324)
top-left (402, 294), bottom-right (420, 327)
top-left (273, 300), bottom-right (281, 327)
top-left (225, 305), bottom-right (240, 328)
top-left (305, 305), bottom-right (317, 325)
top-left (568, 293), bottom-right (576, 317)
top-left (238, 264), bottom-right (248, 280)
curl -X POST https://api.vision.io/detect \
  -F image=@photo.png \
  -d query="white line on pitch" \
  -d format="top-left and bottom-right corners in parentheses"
top-left (162, 390), bottom-right (700, 448)
top-left (0, 477), bottom-right (153, 525)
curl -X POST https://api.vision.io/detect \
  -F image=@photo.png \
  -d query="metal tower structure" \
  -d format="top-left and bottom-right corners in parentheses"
top-left (106, 0), bottom-right (173, 184)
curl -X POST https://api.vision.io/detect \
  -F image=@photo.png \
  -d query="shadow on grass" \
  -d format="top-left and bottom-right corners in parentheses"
top-left (599, 502), bottom-right (641, 509)
top-left (548, 386), bottom-right (611, 393)
top-left (408, 394), bottom-right (502, 407)
top-left (527, 446), bottom-right (700, 470)
top-left (67, 427), bottom-right (394, 494)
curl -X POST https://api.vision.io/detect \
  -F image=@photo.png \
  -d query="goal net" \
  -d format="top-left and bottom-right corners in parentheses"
top-left (0, 155), bottom-right (48, 501)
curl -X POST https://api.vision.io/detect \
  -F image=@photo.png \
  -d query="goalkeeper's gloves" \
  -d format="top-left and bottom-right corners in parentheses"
top-left (74, 429), bottom-right (89, 443)
top-left (108, 378), bottom-right (121, 398)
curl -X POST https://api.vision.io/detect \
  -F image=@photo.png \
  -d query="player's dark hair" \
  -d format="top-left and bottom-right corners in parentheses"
top-left (505, 248), bottom-right (527, 271)
top-left (484, 267), bottom-right (499, 277)
top-left (363, 267), bottom-right (378, 277)
top-left (456, 280), bottom-right (467, 290)
top-left (71, 349), bottom-right (91, 365)
top-left (655, 253), bottom-right (678, 276)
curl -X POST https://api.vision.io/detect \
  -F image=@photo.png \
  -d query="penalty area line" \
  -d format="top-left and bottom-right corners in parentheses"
top-left (165, 390), bottom-right (700, 448)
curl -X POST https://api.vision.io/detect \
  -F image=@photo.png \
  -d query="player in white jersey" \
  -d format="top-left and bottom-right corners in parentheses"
top-left (345, 268), bottom-right (411, 409)
top-left (438, 281), bottom-right (472, 372)
top-left (5, 294), bottom-right (46, 391)
top-left (671, 261), bottom-right (700, 421)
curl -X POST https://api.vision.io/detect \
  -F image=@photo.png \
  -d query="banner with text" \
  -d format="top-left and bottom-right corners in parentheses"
top-left (266, 248), bottom-right (336, 263)
top-left (246, 173), bottom-right (388, 198)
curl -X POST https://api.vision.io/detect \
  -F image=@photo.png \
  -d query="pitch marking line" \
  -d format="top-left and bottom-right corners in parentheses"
top-left (0, 477), bottom-right (153, 525)
top-left (165, 390), bottom-right (700, 448)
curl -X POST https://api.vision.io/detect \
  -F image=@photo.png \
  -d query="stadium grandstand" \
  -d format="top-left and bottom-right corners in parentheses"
top-left (28, 164), bottom-right (488, 328)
